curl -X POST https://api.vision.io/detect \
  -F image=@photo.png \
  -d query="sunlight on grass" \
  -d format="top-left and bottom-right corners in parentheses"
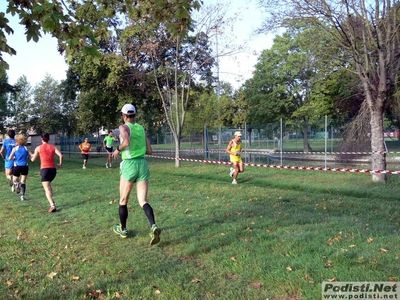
top-left (0, 155), bottom-right (399, 299)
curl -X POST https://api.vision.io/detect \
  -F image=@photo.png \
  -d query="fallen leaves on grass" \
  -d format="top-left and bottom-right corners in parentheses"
top-left (46, 272), bottom-right (57, 279)
top-left (85, 290), bottom-right (104, 299)
top-left (286, 266), bottom-right (292, 271)
top-left (251, 282), bottom-right (262, 289)
top-left (304, 274), bottom-right (315, 284)
top-left (380, 248), bottom-right (388, 253)
top-left (115, 292), bottom-right (123, 298)
top-left (367, 237), bottom-right (374, 243)
top-left (324, 261), bottom-right (333, 268)
top-left (225, 274), bottom-right (238, 281)
top-left (70, 275), bottom-right (80, 281)
top-left (191, 278), bottom-right (203, 283)
top-left (327, 231), bottom-right (354, 246)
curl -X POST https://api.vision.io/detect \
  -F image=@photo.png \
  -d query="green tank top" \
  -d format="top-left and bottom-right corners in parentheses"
top-left (103, 136), bottom-right (114, 147)
top-left (121, 122), bottom-right (146, 159)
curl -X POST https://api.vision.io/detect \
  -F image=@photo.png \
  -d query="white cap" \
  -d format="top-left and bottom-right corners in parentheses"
top-left (234, 131), bottom-right (242, 137)
top-left (121, 104), bottom-right (136, 115)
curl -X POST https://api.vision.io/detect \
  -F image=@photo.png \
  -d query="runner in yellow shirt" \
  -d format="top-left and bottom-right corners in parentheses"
top-left (226, 131), bottom-right (244, 184)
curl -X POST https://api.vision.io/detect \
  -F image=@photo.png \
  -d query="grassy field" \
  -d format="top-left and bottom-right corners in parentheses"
top-left (0, 153), bottom-right (399, 299)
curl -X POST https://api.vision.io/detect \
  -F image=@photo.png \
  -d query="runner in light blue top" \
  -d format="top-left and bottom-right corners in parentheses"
top-left (0, 129), bottom-right (16, 187)
top-left (8, 134), bottom-right (32, 200)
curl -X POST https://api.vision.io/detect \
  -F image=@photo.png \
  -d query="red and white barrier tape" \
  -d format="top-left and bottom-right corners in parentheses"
top-left (60, 151), bottom-right (400, 174)
top-left (148, 155), bottom-right (400, 175)
top-left (153, 149), bottom-right (392, 155)
top-left (64, 149), bottom-right (396, 155)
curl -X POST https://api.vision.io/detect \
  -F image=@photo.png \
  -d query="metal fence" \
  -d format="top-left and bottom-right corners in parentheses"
top-left (57, 116), bottom-right (400, 170)
top-left (147, 118), bottom-right (400, 170)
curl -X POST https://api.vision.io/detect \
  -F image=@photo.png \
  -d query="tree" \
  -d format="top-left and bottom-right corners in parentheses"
top-left (0, 68), bottom-right (16, 131)
top-left (245, 28), bottom-right (318, 151)
top-left (257, 0), bottom-right (400, 182)
top-left (1, 0), bottom-right (202, 70)
top-left (59, 68), bottom-right (80, 136)
top-left (120, 5), bottom-right (217, 167)
top-left (219, 82), bottom-right (247, 128)
top-left (72, 53), bottom-right (131, 134)
top-left (7, 75), bottom-right (32, 134)
top-left (30, 74), bottom-right (65, 133)
top-left (184, 87), bottom-right (219, 135)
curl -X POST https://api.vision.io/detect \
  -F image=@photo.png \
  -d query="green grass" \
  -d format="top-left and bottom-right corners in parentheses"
top-left (0, 154), bottom-right (399, 299)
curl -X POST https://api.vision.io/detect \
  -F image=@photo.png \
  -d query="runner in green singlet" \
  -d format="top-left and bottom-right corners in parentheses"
top-left (103, 130), bottom-right (116, 168)
top-left (112, 104), bottom-right (161, 245)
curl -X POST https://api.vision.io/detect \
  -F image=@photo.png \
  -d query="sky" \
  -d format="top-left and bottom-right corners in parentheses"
top-left (1, 0), bottom-right (274, 89)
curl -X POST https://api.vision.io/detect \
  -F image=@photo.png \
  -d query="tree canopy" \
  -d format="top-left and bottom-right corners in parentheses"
top-left (257, 0), bottom-right (400, 182)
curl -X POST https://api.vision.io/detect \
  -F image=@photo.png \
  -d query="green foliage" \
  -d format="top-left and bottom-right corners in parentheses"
top-left (2, 0), bottom-right (202, 70)
top-left (72, 52), bottom-right (136, 133)
top-left (218, 85), bottom-right (247, 128)
top-left (185, 88), bottom-right (219, 133)
top-left (7, 75), bottom-right (32, 134)
top-left (59, 69), bottom-right (80, 135)
top-left (0, 68), bottom-right (18, 131)
top-left (0, 13), bottom-right (16, 69)
top-left (117, 5), bottom-right (216, 165)
top-left (30, 74), bottom-right (65, 133)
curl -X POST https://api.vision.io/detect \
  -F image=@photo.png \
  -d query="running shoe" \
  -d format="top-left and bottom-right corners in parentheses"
top-left (11, 183), bottom-right (15, 192)
top-left (48, 206), bottom-right (57, 213)
top-left (106, 163), bottom-right (109, 168)
top-left (232, 179), bottom-right (237, 185)
top-left (16, 183), bottom-right (21, 194)
top-left (113, 224), bottom-right (128, 238)
top-left (20, 195), bottom-right (25, 201)
top-left (149, 226), bottom-right (161, 245)
top-left (229, 167), bottom-right (235, 177)
top-left (83, 165), bottom-right (86, 169)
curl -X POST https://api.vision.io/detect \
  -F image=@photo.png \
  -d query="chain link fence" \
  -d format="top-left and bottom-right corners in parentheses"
top-left (56, 116), bottom-right (400, 170)
top-left (147, 117), bottom-right (400, 170)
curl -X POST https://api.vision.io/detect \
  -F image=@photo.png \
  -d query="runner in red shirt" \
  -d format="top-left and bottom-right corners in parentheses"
top-left (31, 133), bottom-right (63, 213)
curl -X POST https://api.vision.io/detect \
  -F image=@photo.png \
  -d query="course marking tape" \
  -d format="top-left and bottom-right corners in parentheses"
top-left (147, 155), bottom-right (400, 175)
top-left (152, 149), bottom-right (391, 155)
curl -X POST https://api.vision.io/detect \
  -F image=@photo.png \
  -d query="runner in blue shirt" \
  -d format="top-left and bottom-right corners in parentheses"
top-left (8, 135), bottom-right (32, 200)
top-left (0, 129), bottom-right (16, 187)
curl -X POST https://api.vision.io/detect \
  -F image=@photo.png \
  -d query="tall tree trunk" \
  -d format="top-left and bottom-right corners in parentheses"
top-left (174, 136), bottom-right (181, 167)
top-left (369, 105), bottom-right (386, 182)
top-left (362, 76), bottom-right (387, 182)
